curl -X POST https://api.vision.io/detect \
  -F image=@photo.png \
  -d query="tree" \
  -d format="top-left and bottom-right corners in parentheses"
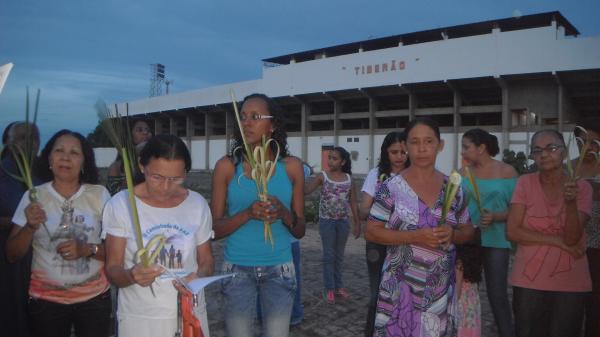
top-left (502, 149), bottom-right (537, 175)
top-left (86, 121), bottom-right (112, 148)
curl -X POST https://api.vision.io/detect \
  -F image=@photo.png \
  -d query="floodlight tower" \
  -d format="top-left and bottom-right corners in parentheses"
top-left (165, 79), bottom-right (174, 95)
top-left (149, 63), bottom-right (165, 97)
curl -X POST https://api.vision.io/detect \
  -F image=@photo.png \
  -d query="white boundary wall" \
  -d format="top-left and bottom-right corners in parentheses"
top-left (94, 131), bottom-right (580, 176)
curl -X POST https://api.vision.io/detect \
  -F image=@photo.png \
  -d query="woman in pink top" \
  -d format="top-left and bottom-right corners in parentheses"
top-left (507, 129), bottom-right (592, 337)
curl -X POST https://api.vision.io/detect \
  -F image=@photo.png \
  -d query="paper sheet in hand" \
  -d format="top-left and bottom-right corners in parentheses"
top-left (0, 63), bottom-right (14, 94)
top-left (186, 274), bottom-right (235, 294)
top-left (0, 63), bottom-right (13, 93)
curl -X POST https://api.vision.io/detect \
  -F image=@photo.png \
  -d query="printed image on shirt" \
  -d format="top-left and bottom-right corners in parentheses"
top-left (49, 201), bottom-right (96, 276)
top-left (143, 223), bottom-right (194, 278)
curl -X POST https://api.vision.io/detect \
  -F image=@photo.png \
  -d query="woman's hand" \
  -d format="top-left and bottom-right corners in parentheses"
top-left (418, 227), bottom-right (442, 249)
top-left (24, 202), bottom-right (46, 231)
top-left (248, 199), bottom-right (277, 222)
top-left (558, 240), bottom-right (586, 259)
top-left (129, 263), bottom-right (163, 287)
top-left (265, 196), bottom-right (290, 223)
top-left (479, 209), bottom-right (494, 228)
top-left (56, 239), bottom-right (87, 260)
top-left (433, 224), bottom-right (454, 247)
top-left (564, 180), bottom-right (579, 202)
top-left (172, 272), bottom-right (197, 293)
top-left (353, 221), bottom-right (362, 239)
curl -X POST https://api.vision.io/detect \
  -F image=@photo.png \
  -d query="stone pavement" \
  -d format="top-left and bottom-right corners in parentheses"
top-left (203, 222), bottom-right (507, 337)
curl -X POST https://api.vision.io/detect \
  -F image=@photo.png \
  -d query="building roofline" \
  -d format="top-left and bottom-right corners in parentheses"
top-left (262, 11), bottom-right (579, 65)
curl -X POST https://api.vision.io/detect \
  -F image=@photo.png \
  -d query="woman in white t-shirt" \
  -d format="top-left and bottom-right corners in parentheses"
top-left (103, 134), bottom-right (214, 337)
top-left (7, 130), bottom-right (111, 337)
top-left (359, 131), bottom-right (409, 337)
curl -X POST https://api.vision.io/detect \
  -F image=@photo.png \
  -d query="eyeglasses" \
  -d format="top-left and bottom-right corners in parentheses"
top-left (531, 144), bottom-right (563, 156)
top-left (146, 173), bottom-right (185, 185)
top-left (239, 113), bottom-right (274, 122)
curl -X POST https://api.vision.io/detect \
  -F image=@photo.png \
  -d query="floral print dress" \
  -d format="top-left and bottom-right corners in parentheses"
top-left (369, 174), bottom-right (470, 337)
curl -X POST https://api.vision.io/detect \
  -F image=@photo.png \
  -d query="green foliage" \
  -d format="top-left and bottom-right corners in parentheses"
top-left (86, 121), bottom-right (113, 148)
top-left (304, 198), bottom-right (319, 223)
top-left (502, 149), bottom-right (536, 175)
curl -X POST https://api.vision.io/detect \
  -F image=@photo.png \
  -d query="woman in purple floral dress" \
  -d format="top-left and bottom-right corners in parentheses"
top-left (365, 118), bottom-right (475, 337)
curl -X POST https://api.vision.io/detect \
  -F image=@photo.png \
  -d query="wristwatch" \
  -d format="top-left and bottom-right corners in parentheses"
top-left (88, 244), bottom-right (99, 258)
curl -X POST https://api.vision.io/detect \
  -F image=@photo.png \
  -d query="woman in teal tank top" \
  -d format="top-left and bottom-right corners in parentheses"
top-left (460, 129), bottom-right (518, 337)
top-left (210, 94), bottom-right (306, 337)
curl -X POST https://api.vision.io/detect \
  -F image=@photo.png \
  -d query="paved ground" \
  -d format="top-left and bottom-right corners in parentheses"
top-left (203, 222), bottom-right (508, 337)
top-left (174, 171), bottom-right (509, 336)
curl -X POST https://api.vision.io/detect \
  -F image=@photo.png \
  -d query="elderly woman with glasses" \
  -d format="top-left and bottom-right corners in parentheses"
top-left (103, 134), bottom-right (214, 337)
top-left (6, 129), bottom-right (111, 337)
top-left (507, 129), bottom-right (592, 337)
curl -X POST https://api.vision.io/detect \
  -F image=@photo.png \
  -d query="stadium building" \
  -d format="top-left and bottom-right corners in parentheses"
top-left (114, 11), bottom-right (600, 174)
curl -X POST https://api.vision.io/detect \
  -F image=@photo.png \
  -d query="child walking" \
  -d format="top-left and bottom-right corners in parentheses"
top-left (456, 242), bottom-right (483, 337)
top-left (305, 146), bottom-right (360, 304)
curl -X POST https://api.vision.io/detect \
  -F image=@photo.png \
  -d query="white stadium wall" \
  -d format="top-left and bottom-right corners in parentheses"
top-left (208, 139), bottom-right (227, 169)
top-left (287, 136), bottom-right (302, 159)
top-left (104, 13), bottom-right (598, 176)
top-left (307, 136), bottom-right (334, 171)
top-left (94, 130), bottom-right (582, 176)
top-left (262, 26), bottom-right (600, 98)
top-left (190, 140), bottom-right (207, 170)
top-left (117, 24), bottom-right (600, 114)
top-left (93, 148), bottom-right (117, 168)
top-left (338, 135), bottom-right (370, 174)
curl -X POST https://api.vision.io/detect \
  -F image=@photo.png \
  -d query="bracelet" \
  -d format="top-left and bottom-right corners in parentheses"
top-left (87, 244), bottom-right (99, 258)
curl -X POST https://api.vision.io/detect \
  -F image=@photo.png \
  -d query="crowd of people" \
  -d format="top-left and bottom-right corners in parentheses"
top-left (0, 93), bottom-right (598, 337)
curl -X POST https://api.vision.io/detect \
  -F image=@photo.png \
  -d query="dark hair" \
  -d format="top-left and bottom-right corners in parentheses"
top-left (377, 131), bottom-right (410, 179)
top-left (131, 119), bottom-right (153, 136)
top-left (404, 117), bottom-right (441, 140)
top-left (139, 134), bottom-right (191, 172)
top-left (456, 243), bottom-right (482, 283)
top-left (333, 146), bottom-right (352, 175)
top-left (230, 93), bottom-right (289, 163)
top-left (2, 122), bottom-right (16, 145)
top-left (530, 129), bottom-right (566, 148)
top-left (574, 117), bottom-right (600, 137)
top-left (463, 128), bottom-right (500, 157)
top-left (1, 122), bottom-right (17, 159)
top-left (112, 118), bottom-right (153, 162)
top-left (35, 129), bottom-right (99, 184)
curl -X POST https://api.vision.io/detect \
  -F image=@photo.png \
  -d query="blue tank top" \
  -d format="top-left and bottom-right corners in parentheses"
top-left (462, 177), bottom-right (517, 249)
top-left (225, 160), bottom-right (293, 266)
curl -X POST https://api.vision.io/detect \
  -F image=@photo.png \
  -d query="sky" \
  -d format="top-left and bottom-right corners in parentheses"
top-left (1, 0), bottom-right (599, 146)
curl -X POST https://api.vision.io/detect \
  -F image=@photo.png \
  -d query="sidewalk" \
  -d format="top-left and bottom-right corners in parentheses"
top-left (204, 223), bottom-right (505, 337)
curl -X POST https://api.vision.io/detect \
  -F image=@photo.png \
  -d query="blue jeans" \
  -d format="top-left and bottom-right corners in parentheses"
top-left (290, 241), bottom-right (304, 325)
top-left (222, 261), bottom-right (296, 337)
top-left (483, 247), bottom-right (514, 337)
top-left (319, 218), bottom-right (350, 290)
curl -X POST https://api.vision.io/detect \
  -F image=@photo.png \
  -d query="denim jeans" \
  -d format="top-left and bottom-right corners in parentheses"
top-left (364, 241), bottom-right (386, 337)
top-left (222, 261), bottom-right (296, 337)
top-left (28, 290), bottom-right (111, 337)
top-left (319, 218), bottom-right (350, 290)
top-left (483, 247), bottom-right (514, 337)
top-left (513, 286), bottom-right (586, 337)
top-left (291, 241), bottom-right (304, 325)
